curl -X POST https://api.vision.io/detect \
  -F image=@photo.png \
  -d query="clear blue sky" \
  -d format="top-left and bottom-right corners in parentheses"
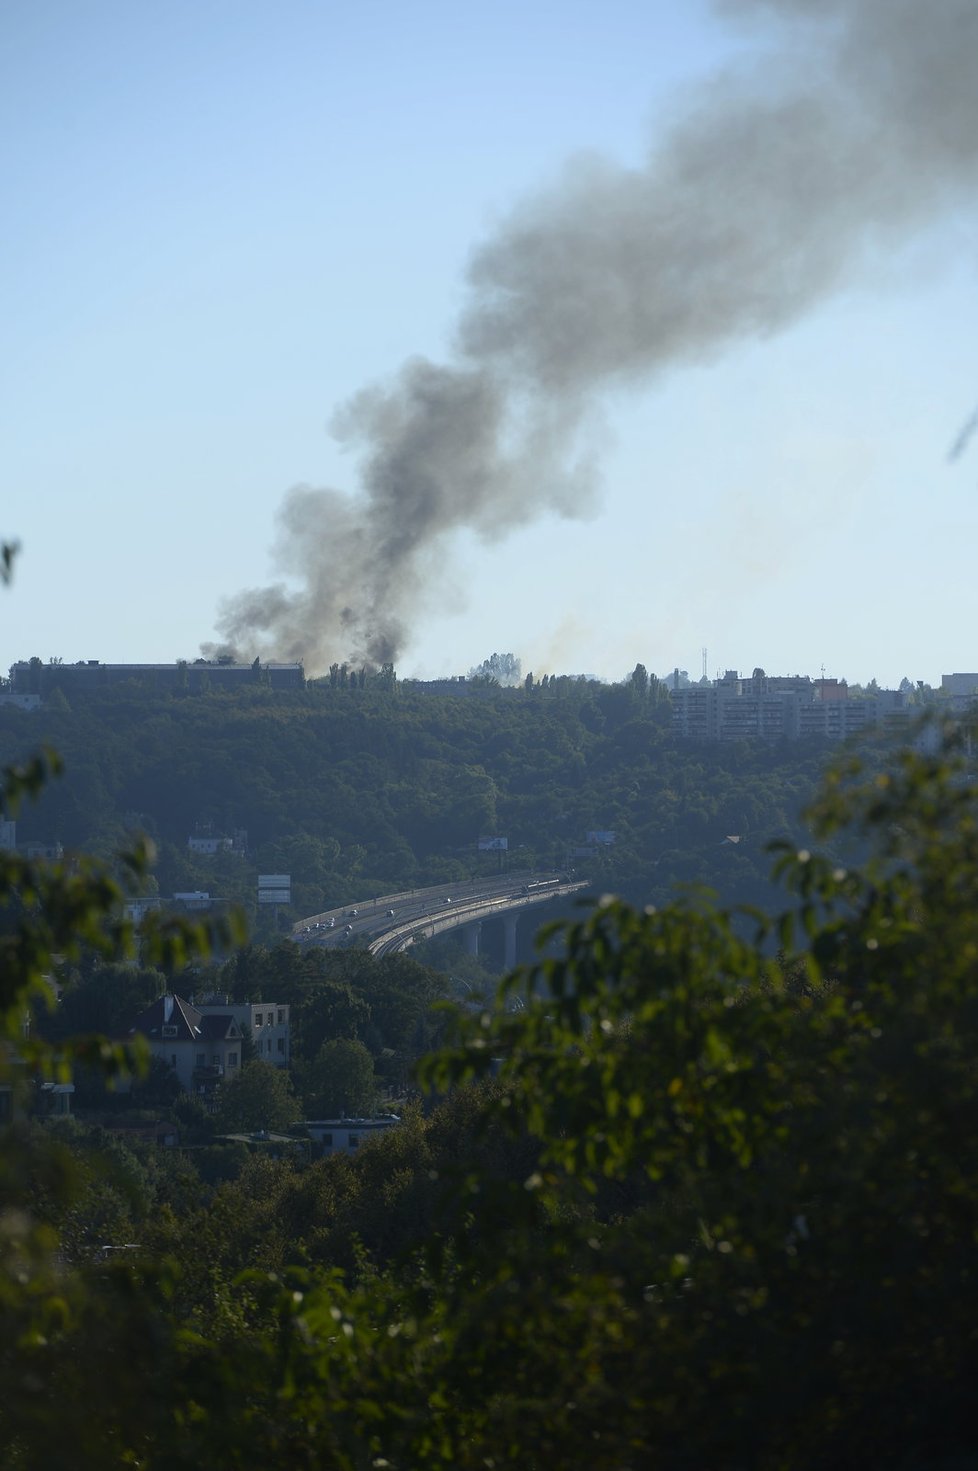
top-left (3, 0), bottom-right (976, 686)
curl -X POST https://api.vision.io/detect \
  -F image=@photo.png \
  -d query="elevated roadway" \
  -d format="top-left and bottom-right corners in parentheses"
top-left (293, 872), bottom-right (591, 966)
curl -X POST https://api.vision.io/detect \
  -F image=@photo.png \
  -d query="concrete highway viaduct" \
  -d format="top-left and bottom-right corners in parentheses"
top-left (293, 871), bottom-right (591, 970)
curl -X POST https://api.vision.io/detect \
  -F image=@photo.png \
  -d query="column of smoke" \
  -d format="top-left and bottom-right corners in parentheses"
top-left (207, 0), bottom-right (978, 674)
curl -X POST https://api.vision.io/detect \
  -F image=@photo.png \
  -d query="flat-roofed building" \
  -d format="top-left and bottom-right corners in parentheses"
top-left (194, 997), bottom-right (291, 1069)
top-left (305, 1116), bottom-right (399, 1156)
top-left (9, 659), bottom-right (304, 697)
top-left (671, 666), bottom-right (910, 743)
top-left (941, 673), bottom-right (978, 714)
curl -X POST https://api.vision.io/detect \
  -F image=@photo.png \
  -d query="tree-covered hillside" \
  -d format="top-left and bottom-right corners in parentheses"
top-left (0, 675), bottom-right (835, 921)
top-left (4, 700), bottom-right (976, 1468)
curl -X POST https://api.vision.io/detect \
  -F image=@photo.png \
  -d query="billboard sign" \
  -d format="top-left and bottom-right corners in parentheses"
top-left (258, 873), bottom-right (291, 905)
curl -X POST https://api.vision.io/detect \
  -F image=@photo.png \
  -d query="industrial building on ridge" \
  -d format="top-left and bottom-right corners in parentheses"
top-left (6, 658), bottom-right (304, 697)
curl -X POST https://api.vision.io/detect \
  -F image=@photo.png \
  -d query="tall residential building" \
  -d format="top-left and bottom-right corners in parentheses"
top-left (670, 668), bottom-right (912, 742)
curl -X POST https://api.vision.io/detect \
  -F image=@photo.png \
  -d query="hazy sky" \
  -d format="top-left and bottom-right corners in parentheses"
top-left (3, 0), bottom-right (976, 686)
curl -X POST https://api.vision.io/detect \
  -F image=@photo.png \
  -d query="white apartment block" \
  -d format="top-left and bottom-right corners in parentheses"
top-left (670, 669), bottom-right (913, 743)
top-left (195, 998), bottom-right (291, 1068)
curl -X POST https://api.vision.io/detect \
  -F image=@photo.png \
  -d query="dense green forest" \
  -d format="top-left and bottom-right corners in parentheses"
top-left (0, 673), bottom-right (835, 923)
top-left (3, 709), bottom-right (977, 1467)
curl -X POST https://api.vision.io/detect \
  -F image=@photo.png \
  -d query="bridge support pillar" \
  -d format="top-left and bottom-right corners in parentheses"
top-left (503, 914), bottom-right (518, 971)
top-left (463, 921), bottom-right (481, 956)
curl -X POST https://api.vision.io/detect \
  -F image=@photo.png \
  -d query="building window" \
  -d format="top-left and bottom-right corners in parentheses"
top-left (212, 1054), bottom-right (220, 1065)
top-left (254, 1014), bottom-right (263, 1027)
top-left (277, 1009), bottom-right (284, 1024)
top-left (196, 1052), bottom-right (206, 1067)
top-left (349, 1136), bottom-right (359, 1149)
top-left (321, 1133), bottom-right (333, 1147)
top-left (228, 1052), bottom-right (238, 1068)
top-left (277, 1037), bottom-right (285, 1054)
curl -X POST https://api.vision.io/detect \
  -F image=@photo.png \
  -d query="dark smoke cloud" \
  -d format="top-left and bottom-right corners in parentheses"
top-left (208, 0), bottom-right (978, 673)
top-left (948, 406), bottom-right (978, 464)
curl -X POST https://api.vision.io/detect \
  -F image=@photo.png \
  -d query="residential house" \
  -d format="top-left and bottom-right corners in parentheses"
top-left (128, 993), bottom-right (243, 1097)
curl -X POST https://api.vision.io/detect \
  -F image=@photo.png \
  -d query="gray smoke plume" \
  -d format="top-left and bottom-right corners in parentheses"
top-left (209, 0), bottom-right (978, 672)
top-left (948, 406), bottom-right (978, 463)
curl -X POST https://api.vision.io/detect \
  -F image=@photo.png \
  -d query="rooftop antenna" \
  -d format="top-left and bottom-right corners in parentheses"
top-left (702, 647), bottom-right (708, 681)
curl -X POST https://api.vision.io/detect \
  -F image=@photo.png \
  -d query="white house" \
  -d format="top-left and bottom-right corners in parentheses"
top-left (128, 993), bottom-right (243, 1096)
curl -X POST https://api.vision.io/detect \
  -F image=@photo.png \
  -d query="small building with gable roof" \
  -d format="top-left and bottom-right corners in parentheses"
top-left (128, 993), bottom-right (243, 1096)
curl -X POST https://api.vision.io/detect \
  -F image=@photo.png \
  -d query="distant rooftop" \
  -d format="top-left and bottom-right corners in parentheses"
top-left (9, 658), bottom-right (305, 695)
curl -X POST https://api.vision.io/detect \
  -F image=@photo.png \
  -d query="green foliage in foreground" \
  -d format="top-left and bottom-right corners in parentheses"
top-left (3, 727), bottom-right (978, 1468)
